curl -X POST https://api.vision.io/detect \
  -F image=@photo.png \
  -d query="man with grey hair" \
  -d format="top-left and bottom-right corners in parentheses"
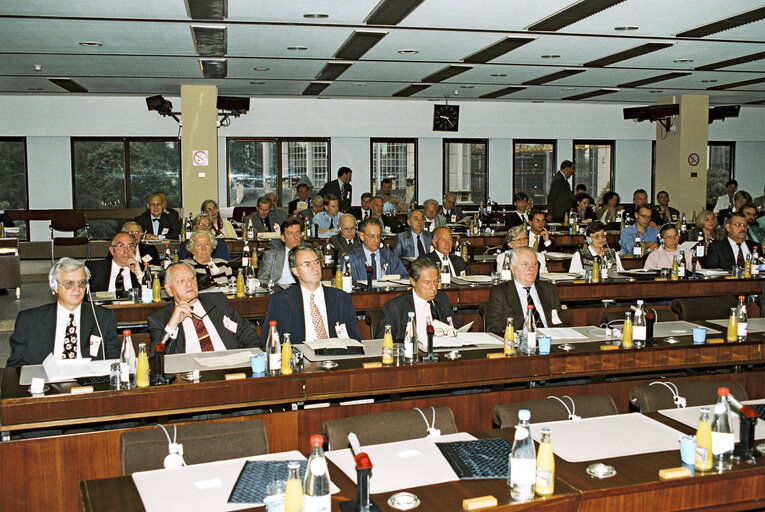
top-left (243, 196), bottom-right (282, 235)
top-left (392, 209), bottom-right (432, 259)
top-left (440, 192), bottom-right (463, 223)
top-left (329, 214), bottom-right (361, 255)
top-left (422, 199), bottom-right (446, 232)
top-left (299, 195), bottom-right (325, 224)
top-left (7, 257), bottom-right (120, 366)
top-left (148, 262), bottom-right (258, 354)
top-left (485, 247), bottom-right (565, 333)
top-left (705, 212), bottom-right (755, 270)
top-left (86, 231), bottom-right (145, 293)
top-left (261, 244), bottom-right (360, 346)
top-left (264, 192), bottom-right (288, 225)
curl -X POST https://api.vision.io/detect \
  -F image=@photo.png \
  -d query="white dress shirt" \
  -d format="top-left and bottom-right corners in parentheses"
top-left (165, 300), bottom-right (227, 353)
top-left (728, 237), bottom-right (751, 261)
top-left (412, 289), bottom-right (432, 342)
top-left (528, 232), bottom-right (552, 252)
top-left (301, 285), bottom-right (329, 342)
top-left (54, 303), bottom-right (83, 359)
top-left (513, 280), bottom-right (548, 328)
top-left (277, 248), bottom-right (295, 284)
top-left (108, 260), bottom-right (135, 292)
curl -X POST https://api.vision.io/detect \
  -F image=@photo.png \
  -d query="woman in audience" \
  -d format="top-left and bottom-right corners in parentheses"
top-left (687, 210), bottom-right (726, 252)
top-left (183, 230), bottom-right (233, 288)
top-left (496, 225), bottom-right (548, 273)
top-left (574, 192), bottom-right (597, 222)
top-left (595, 192), bottom-right (622, 223)
top-left (202, 199), bottom-right (237, 238)
top-left (644, 223), bottom-right (696, 270)
top-left (569, 221), bottom-right (624, 275)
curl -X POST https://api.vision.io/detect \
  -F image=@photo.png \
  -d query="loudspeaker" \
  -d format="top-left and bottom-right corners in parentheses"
top-left (217, 96), bottom-right (250, 112)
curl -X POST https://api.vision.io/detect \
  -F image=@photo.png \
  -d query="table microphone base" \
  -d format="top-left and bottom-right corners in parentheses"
top-left (339, 499), bottom-right (381, 512)
top-left (151, 374), bottom-right (175, 386)
top-left (422, 353), bottom-right (439, 362)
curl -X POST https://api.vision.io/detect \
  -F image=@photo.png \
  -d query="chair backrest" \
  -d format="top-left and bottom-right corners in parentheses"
top-left (629, 380), bottom-right (748, 412)
top-left (599, 308), bottom-right (676, 325)
top-left (364, 309), bottom-right (384, 338)
top-left (493, 394), bottom-right (618, 428)
top-left (120, 419), bottom-right (269, 474)
top-left (50, 211), bottom-right (87, 233)
top-left (321, 407), bottom-right (458, 450)
top-left (232, 206), bottom-right (257, 223)
top-left (671, 296), bottom-right (738, 321)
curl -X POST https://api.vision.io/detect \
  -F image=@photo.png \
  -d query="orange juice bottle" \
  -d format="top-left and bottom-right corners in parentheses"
top-left (382, 325), bottom-right (394, 365)
top-left (726, 307), bottom-right (738, 342)
top-left (504, 317), bottom-right (515, 356)
top-left (135, 343), bottom-right (150, 388)
top-left (535, 427), bottom-right (554, 496)
top-left (622, 312), bottom-right (633, 349)
top-left (695, 407), bottom-right (713, 471)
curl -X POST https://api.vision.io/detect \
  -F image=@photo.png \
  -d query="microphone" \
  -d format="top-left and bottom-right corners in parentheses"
top-left (348, 432), bottom-right (362, 456)
top-left (85, 283), bottom-right (106, 359)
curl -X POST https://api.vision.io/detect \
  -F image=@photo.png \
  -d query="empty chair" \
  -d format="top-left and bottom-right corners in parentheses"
top-left (493, 394), bottom-right (618, 428)
top-left (671, 296), bottom-right (738, 322)
top-left (321, 407), bottom-right (458, 450)
top-left (49, 211), bottom-right (90, 264)
top-left (120, 419), bottom-right (269, 474)
top-left (629, 380), bottom-right (748, 413)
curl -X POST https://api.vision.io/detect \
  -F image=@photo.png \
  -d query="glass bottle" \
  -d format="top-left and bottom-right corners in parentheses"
top-left (303, 434), bottom-right (331, 512)
top-left (711, 387), bottom-right (734, 472)
top-left (736, 295), bottom-right (747, 342)
top-left (504, 317), bottom-right (515, 356)
top-left (744, 254), bottom-right (752, 278)
top-left (251, 248), bottom-right (259, 270)
top-left (535, 427), bottom-right (554, 496)
top-left (622, 311), bottom-right (633, 349)
top-left (281, 333), bottom-right (293, 375)
top-left (678, 249), bottom-right (686, 278)
top-left (403, 312), bottom-right (418, 364)
top-left (141, 263), bottom-right (153, 303)
top-left (521, 305), bottom-right (536, 354)
top-left (242, 240), bottom-right (251, 269)
top-left (592, 256), bottom-right (600, 283)
top-left (508, 409), bottom-right (535, 502)
top-left (151, 272), bottom-right (161, 303)
top-left (236, 268), bottom-right (245, 298)
top-left (163, 245), bottom-right (172, 270)
top-left (726, 307), bottom-right (738, 343)
top-left (266, 320), bottom-right (281, 376)
top-left (247, 218), bottom-right (254, 241)
top-left (382, 325), bottom-right (394, 366)
top-left (119, 329), bottom-right (136, 389)
top-left (671, 256), bottom-right (679, 280)
top-left (342, 256), bottom-right (353, 293)
top-left (696, 232), bottom-right (705, 258)
top-left (633, 234), bottom-right (642, 257)
top-left (600, 248), bottom-right (609, 281)
top-left (632, 300), bottom-right (646, 348)
top-left (285, 461), bottom-right (304, 512)
top-left (334, 263), bottom-right (343, 289)
top-left (501, 250), bottom-right (513, 281)
top-left (695, 407), bottom-right (713, 471)
top-left (135, 342), bottom-right (150, 388)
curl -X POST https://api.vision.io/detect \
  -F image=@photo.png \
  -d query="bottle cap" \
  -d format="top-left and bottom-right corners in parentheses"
top-left (269, 320), bottom-right (277, 326)
top-left (527, 305), bottom-right (534, 310)
top-left (518, 409), bottom-right (530, 421)
top-left (122, 329), bottom-right (131, 336)
top-left (637, 300), bottom-right (644, 305)
top-left (717, 387), bottom-right (729, 397)
top-left (310, 434), bottom-right (324, 447)
top-left (408, 311), bottom-right (415, 317)
top-left (738, 295), bottom-right (745, 300)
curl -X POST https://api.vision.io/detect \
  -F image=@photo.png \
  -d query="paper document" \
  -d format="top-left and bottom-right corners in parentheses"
top-left (679, 241), bottom-right (698, 252)
top-left (193, 350), bottom-right (260, 369)
top-left (540, 272), bottom-right (580, 282)
top-left (304, 338), bottom-right (362, 350)
top-left (41, 353), bottom-right (116, 383)
top-left (544, 252), bottom-right (574, 260)
top-left (452, 275), bottom-right (493, 284)
top-left (537, 327), bottom-right (588, 340)
top-left (165, 348), bottom-right (261, 373)
top-left (696, 268), bottom-right (729, 277)
top-left (352, 279), bottom-right (408, 288)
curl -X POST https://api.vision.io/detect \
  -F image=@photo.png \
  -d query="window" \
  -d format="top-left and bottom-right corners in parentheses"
top-left (573, 141), bottom-right (614, 204)
top-left (371, 138), bottom-right (417, 205)
top-left (72, 138), bottom-right (181, 238)
top-left (0, 137), bottom-right (29, 239)
top-left (227, 138), bottom-right (330, 207)
top-left (512, 140), bottom-right (556, 207)
top-left (443, 140), bottom-right (488, 204)
top-left (707, 142), bottom-right (734, 206)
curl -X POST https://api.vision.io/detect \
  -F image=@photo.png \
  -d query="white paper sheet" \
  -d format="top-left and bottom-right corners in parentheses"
top-left (325, 432), bottom-right (475, 494)
top-left (424, 332), bottom-right (503, 350)
top-left (40, 353), bottom-right (117, 383)
top-left (544, 252), bottom-right (574, 260)
top-left (165, 348), bottom-right (261, 374)
top-left (658, 399), bottom-right (765, 442)
top-left (539, 272), bottom-right (580, 282)
top-left (537, 327), bottom-right (588, 340)
top-left (707, 317), bottom-right (765, 333)
top-left (652, 321), bottom-right (720, 338)
top-left (529, 413), bottom-right (683, 462)
top-left (452, 275), bottom-right (493, 284)
top-left (300, 340), bottom-right (383, 362)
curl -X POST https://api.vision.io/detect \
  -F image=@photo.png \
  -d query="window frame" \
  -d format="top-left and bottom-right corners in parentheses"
top-left (0, 136), bottom-right (30, 239)
top-left (512, 139), bottom-right (557, 207)
top-left (369, 137), bottom-right (418, 202)
top-left (442, 138), bottom-right (489, 204)
top-left (572, 139), bottom-right (616, 202)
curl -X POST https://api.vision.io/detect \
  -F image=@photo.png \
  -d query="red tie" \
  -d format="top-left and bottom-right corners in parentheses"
top-left (191, 316), bottom-right (214, 351)
top-left (736, 243), bottom-right (745, 267)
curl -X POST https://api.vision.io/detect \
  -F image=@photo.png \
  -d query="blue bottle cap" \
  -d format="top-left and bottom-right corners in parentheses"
top-left (408, 311), bottom-right (415, 317)
top-left (518, 409), bottom-right (530, 421)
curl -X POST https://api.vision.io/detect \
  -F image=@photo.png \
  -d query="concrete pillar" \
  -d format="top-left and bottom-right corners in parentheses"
top-left (654, 95), bottom-right (709, 218)
top-left (181, 85), bottom-right (218, 216)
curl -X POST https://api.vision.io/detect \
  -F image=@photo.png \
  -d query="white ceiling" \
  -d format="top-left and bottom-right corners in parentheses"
top-left (0, 0), bottom-right (763, 105)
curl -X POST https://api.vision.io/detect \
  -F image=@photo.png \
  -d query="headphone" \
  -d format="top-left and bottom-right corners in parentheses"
top-left (658, 223), bottom-right (676, 245)
top-left (155, 424), bottom-right (186, 469)
top-left (49, 257), bottom-right (91, 292)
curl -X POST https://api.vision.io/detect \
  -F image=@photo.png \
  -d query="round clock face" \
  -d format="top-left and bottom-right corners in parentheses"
top-left (433, 104), bottom-right (459, 131)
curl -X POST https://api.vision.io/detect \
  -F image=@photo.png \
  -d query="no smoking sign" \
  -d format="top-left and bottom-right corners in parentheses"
top-left (688, 152), bottom-right (700, 166)
top-left (193, 150), bottom-right (209, 166)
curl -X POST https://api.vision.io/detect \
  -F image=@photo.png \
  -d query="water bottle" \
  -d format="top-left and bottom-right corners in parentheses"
top-left (711, 387), bottom-right (734, 472)
top-left (266, 320), bottom-right (281, 376)
top-left (342, 256), bottom-right (353, 293)
top-left (678, 249), bottom-right (686, 278)
top-left (632, 234), bottom-right (642, 257)
top-left (403, 312), bottom-right (418, 364)
top-left (520, 305), bottom-right (536, 354)
top-left (303, 434), bottom-right (331, 512)
top-left (736, 295), bottom-right (747, 342)
top-left (508, 409), bottom-right (536, 502)
top-left (632, 300), bottom-right (647, 349)
top-left (119, 329), bottom-right (136, 389)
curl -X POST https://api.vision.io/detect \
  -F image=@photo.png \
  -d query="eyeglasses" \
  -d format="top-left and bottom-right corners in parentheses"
top-left (363, 232), bottom-right (382, 240)
top-left (731, 222), bottom-right (748, 228)
top-left (435, 327), bottom-right (458, 337)
top-left (58, 280), bottom-right (88, 289)
top-left (295, 259), bottom-right (321, 269)
top-left (111, 243), bottom-right (137, 249)
top-left (590, 233), bottom-right (606, 239)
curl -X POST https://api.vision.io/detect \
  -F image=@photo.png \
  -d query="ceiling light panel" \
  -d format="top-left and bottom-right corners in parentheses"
top-left (1, 0), bottom-right (190, 19)
top-left (676, 6), bottom-right (765, 38)
top-left (482, 35), bottom-right (637, 66)
top-left (223, 0), bottom-right (379, 23)
top-left (335, 60), bottom-right (445, 82)
top-left (190, 26), bottom-right (227, 57)
top-left (334, 30), bottom-right (388, 60)
top-left (186, 0), bottom-right (227, 20)
top-left (527, 0), bottom-right (627, 31)
top-left (397, 0), bottom-right (573, 30)
top-left (462, 37), bottom-right (536, 64)
top-left (228, 25), bottom-right (351, 56)
top-left (0, 53), bottom-right (201, 77)
top-left (225, 58), bottom-right (327, 79)
top-left (365, 0), bottom-right (426, 25)
top-left (360, 29), bottom-right (515, 61)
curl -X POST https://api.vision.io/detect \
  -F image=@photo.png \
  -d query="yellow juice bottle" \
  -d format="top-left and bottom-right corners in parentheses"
top-left (382, 325), bottom-right (394, 365)
top-left (284, 461), bottom-right (304, 512)
top-left (334, 266), bottom-right (343, 289)
top-left (695, 407), bottom-right (713, 471)
top-left (281, 334), bottom-right (293, 375)
top-left (622, 312), bottom-right (633, 349)
top-left (236, 269), bottom-right (245, 298)
top-left (135, 343), bottom-right (150, 388)
top-left (536, 427), bottom-right (554, 496)
top-left (152, 274), bottom-right (161, 303)
top-left (504, 317), bottom-right (515, 356)
top-left (726, 307), bottom-right (738, 342)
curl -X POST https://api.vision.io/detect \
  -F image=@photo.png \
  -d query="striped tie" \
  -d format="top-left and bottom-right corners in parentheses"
top-left (310, 293), bottom-right (328, 340)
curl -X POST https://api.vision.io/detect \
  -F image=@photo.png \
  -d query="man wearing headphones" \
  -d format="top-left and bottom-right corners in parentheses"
top-left (644, 223), bottom-right (695, 270)
top-left (7, 258), bottom-right (120, 367)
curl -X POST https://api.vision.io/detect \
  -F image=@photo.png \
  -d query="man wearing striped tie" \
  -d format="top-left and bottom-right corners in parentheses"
top-left (485, 247), bottom-right (566, 333)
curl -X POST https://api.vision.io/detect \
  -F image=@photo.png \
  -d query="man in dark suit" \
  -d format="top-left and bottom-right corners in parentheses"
top-left (258, 217), bottom-right (304, 285)
top-left (422, 199), bottom-right (447, 232)
top-left (288, 183), bottom-right (311, 215)
top-left (506, 192), bottom-right (531, 229)
top-left (7, 258), bottom-right (120, 367)
top-left (546, 160), bottom-right (575, 222)
top-left (370, 196), bottom-right (405, 234)
top-left (261, 244), bottom-right (360, 347)
top-left (134, 193), bottom-right (182, 240)
top-left (485, 247), bottom-right (566, 333)
top-left (705, 212), bottom-right (755, 270)
top-left (354, 193), bottom-right (373, 223)
top-left (243, 196), bottom-right (283, 235)
top-left (86, 232), bottom-right (144, 293)
top-left (652, 190), bottom-right (680, 225)
top-left (147, 262), bottom-right (259, 354)
top-left (425, 226), bottom-right (473, 276)
top-left (330, 214), bottom-right (361, 255)
top-left (122, 221), bottom-right (160, 265)
top-left (392, 210), bottom-right (433, 259)
top-left (318, 166), bottom-right (353, 212)
top-left (377, 257), bottom-right (461, 339)
top-left (299, 196), bottom-right (325, 225)
top-left (347, 218), bottom-right (409, 281)
top-left (440, 192), bottom-right (464, 224)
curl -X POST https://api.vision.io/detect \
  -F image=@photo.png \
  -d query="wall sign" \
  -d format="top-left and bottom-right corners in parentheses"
top-left (688, 152), bottom-right (700, 166)
top-left (193, 150), bottom-right (209, 166)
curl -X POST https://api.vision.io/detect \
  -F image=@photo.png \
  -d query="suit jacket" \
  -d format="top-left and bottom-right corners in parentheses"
top-left (261, 285), bottom-right (361, 348)
top-left (505, 211), bottom-right (529, 229)
top-left (485, 280), bottom-right (566, 333)
top-left (258, 246), bottom-right (292, 284)
top-left (424, 214), bottom-right (447, 232)
top-left (439, 206), bottom-right (464, 223)
top-left (424, 251), bottom-right (474, 276)
top-left (242, 212), bottom-right (282, 235)
top-left (347, 246), bottom-right (409, 281)
top-left (134, 210), bottom-right (182, 239)
top-left (392, 230), bottom-right (433, 258)
top-left (354, 208), bottom-right (372, 222)
top-left (178, 238), bottom-right (231, 261)
top-left (138, 243), bottom-right (160, 265)
top-left (288, 198), bottom-right (310, 215)
top-left (85, 258), bottom-right (141, 293)
top-left (7, 302), bottom-right (120, 367)
top-left (147, 293), bottom-right (259, 354)
top-left (380, 215), bottom-right (405, 234)
top-left (376, 290), bottom-right (461, 339)
top-left (319, 179), bottom-right (352, 212)
top-left (299, 208), bottom-right (320, 224)
top-left (329, 233), bottom-right (361, 255)
top-left (704, 239), bottom-right (755, 270)
top-left (652, 206), bottom-right (680, 226)
top-left (546, 171), bottom-right (574, 222)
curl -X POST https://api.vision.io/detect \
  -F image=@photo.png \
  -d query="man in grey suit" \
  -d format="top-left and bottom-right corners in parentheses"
top-left (264, 193), bottom-right (288, 225)
top-left (242, 196), bottom-right (282, 235)
top-left (423, 199), bottom-right (447, 232)
top-left (329, 214), bottom-right (361, 255)
top-left (546, 160), bottom-right (575, 222)
top-left (485, 247), bottom-right (566, 333)
top-left (257, 217), bottom-right (305, 285)
top-left (392, 210), bottom-right (433, 259)
top-left (299, 196), bottom-right (325, 225)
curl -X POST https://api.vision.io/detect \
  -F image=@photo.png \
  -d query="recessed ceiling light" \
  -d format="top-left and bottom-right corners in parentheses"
top-left (532, 100), bottom-right (544, 103)
top-left (673, 58), bottom-right (693, 63)
top-left (354, 83), bottom-right (366, 87)
top-left (490, 73), bottom-right (507, 77)
top-left (563, 87), bottom-right (575, 91)
top-left (614, 26), bottom-right (639, 31)
top-left (28, 87), bottom-right (44, 91)
top-left (253, 67), bottom-right (270, 71)
top-left (701, 79), bottom-right (718, 83)
top-left (250, 81), bottom-right (266, 85)
top-left (78, 41), bottom-right (102, 47)
top-left (398, 49), bottom-right (419, 55)
top-left (303, 13), bottom-right (329, 19)
top-left (541, 55), bottom-right (561, 59)
top-left (287, 46), bottom-right (308, 51)
top-left (460, 85), bottom-right (475, 89)
top-left (34, 64), bottom-right (42, 72)
top-left (649, 89), bottom-right (663, 93)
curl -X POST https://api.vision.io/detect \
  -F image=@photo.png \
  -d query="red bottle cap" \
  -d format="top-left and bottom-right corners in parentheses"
top-left (738, 295), bottom-right (745, 300)
top-left (310, 434), bottom-right (324, 447)
top-left (122, 329), bottom-right (131, 336)
top-left (269, 320), bottom-right (277, 326)
top-left (527, 305), bottom-right (534, 310)
top-left (718, 387), bottom-right (729, 397)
